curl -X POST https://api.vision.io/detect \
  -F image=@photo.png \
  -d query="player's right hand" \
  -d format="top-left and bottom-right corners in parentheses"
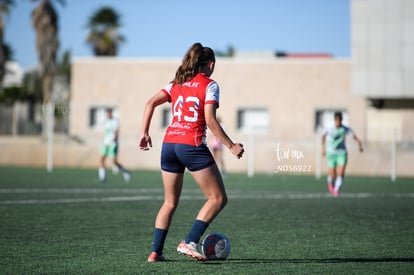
top-left (139, 135), bottom-right (152, 151)
top-left (230, 143), bottom-right (244, 159)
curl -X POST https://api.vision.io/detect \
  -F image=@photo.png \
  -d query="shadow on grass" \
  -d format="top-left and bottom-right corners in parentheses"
top-left (203, 257), bottom-right (414, 265)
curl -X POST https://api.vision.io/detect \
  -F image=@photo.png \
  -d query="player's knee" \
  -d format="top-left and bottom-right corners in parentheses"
top-left (163, 200), bottom-right (179, 211)
top-left (212, 193), bottom-right (227, 209)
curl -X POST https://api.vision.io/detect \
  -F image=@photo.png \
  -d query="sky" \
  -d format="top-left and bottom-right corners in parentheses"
top-left (5, 0), bottom-right (350, 69)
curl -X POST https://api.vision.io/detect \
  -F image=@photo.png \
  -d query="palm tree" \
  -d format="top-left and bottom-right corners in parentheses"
top-left (0, 0), bottom-right (14, 89)
top-left (86, 6), bottom-right (124, 56)
top-left (31, 0), bottom-right (64, 104)
top-left (31, 0), bottom-right (64, 172)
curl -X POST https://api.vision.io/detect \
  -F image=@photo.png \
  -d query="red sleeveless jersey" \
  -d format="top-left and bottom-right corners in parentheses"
top-left (161, 73), bottom-right (220, 146)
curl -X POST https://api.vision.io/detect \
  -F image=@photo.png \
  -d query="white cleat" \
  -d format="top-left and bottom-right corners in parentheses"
top-left (177, 241), bottom-right (207, 261)
top-left (123, 171), bottom-right (131, 183)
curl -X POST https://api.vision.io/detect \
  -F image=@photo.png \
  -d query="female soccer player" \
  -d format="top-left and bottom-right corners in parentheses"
top-left (322, 112), bottom-right (363, 197)
top-left (139, 43), bottom-right (244, 262)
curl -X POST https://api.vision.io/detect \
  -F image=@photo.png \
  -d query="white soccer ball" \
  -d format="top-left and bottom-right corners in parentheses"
top-left (201, 232), bottom-right (231, 260)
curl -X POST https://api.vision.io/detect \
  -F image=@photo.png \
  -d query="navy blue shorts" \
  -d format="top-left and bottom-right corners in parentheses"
top-left (161, 143), bottom-right (216, 173)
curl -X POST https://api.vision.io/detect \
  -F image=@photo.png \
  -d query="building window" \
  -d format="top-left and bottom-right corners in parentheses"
top-left (162, 108), bottom-right (172, 128)
top-left (315, 109), bottom-right (348, 132)
top-left (237, 108), bottom-right (269, 133)
top-left (89, 106), bottom-right (119, 129)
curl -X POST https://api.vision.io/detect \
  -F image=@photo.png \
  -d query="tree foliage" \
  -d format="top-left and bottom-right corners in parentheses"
top-left (86, 6), bottom-right (124, 56)
top-left (31, 0), bottom-right (64, 103)
top-left (0, 0), bottom-right (15, 87)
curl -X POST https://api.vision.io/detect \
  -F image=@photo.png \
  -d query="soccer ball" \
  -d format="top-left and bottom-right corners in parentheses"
top-left (201, 232), bottom-right (231, 260)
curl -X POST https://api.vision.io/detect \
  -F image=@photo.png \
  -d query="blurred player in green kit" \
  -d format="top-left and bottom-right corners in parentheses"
top-left (99, 108), bottom-right (131, 183)
top-left (322, 112), bottom-right (363, 197)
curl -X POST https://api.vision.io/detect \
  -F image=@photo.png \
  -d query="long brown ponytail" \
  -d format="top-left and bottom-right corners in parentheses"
top-left (173, 43), bottom-right (215, 85)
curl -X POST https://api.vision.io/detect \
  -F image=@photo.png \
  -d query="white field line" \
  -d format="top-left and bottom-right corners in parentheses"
top-left (0, 188), bottom-right (165, 194)
top-left (0, 188), bottom-right (413, 205)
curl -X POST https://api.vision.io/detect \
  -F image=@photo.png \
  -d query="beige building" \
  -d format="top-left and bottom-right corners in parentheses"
top-left (63, 56), bottom-right (412, 177)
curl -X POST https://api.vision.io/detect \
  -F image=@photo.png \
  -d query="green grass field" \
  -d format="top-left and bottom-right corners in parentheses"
top-left (0, 167), bottom-right (413, 274)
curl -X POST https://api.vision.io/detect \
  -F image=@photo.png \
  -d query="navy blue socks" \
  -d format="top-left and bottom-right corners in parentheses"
top-left (152, 228), bottom-right (168, 254)
top-left (185, 220), bottom-right (209, 244)
top-left (152, 220), bottom-right (209, 254)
